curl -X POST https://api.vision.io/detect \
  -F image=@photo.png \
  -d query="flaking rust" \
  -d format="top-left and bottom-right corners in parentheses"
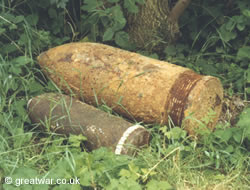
top-left (37, 42), bottom-right (223, 136)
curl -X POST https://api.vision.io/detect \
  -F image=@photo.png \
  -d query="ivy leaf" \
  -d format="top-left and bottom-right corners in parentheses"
top-left (103, 28), bottom-right (114, 41)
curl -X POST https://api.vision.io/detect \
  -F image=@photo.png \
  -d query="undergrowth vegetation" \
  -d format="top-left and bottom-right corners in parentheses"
top-left (0, 0), bottom-right (249, 189)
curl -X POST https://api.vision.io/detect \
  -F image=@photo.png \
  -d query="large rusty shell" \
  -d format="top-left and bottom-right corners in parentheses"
top-left (37, 42), bottom-right (223, 135)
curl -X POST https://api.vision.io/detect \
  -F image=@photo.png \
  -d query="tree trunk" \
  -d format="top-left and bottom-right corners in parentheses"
top-left (126, 0), bottom-right (191, 51)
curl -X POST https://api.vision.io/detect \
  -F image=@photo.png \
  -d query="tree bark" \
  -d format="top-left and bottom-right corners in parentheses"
top-left (126, 0), bottom-right (191, 51)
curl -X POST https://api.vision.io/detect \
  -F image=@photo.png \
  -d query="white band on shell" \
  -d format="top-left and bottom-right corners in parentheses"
top-left (27, 98), bottom-right (33, 109)
top-left (115, 124), bottom-right (144, 155)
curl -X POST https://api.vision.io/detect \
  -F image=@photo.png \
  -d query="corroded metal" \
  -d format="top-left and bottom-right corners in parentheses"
top-left (37, 42), bottom-right (223, 135)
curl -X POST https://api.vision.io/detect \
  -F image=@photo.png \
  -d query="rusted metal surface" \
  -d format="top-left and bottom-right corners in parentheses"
top-left (164, 70), bottom-right (202, 126)
top-left (37, 42), bottom-right (223, 135)
top-left (28, 93), bottom-right (150, 155)
top-left (182, 76), bottom-right (223, 135)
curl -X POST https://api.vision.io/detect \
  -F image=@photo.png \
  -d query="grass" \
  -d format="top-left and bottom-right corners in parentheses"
top-left (0, 50), bottom-right (249, 189)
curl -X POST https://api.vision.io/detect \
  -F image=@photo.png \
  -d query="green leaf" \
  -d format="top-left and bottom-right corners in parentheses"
top-left (12, 56), bottom-right (32, 65)
top-left (237, 108), bottom-right (250, 128)
top-left (115, 31), bottom-right (134, 50)
top-left (124, 0), bottom-right (140, 13)
top-left (103, 28), bottom-right (114, 41)
top-left (14, 15), bottom-right (25, 23)
top-left (119, 169), bottom-right (132, 178)
top-left (14, 99), bottom-right (27, 119)
top-left (111, 5), bottom-right (126, 31)
top-left (108, 0), bottom-right (120, 2)
top-left (219, 24), bottom-right (237, 42)
top-left (243, 9), bottom-right (250, 17)
top-left (79, 171), bottom-right (93, 186)
top-left (50, 0), bottom-right (68, 8)
top-left (9, 24), bottom-right (17, 30)
top-left (57, 0), bottom-right (69, 9)
top-left (119, 163), bottom-right (140, 180)
top-left (225, 145), bottom-right (234, 153)
top-left (107, 177), bottom-right (142, 190)
top-left (166, 127), bottom-right (187, 140)
top-left (2, 12), bottom-right (16, 23)
top-left (28, 80), bottom-right (44, 95)
top-left (233, 130), bottom-right (242, 143)
top-left (13, 128), bottom-right (33, 148)
top-left (165, 45), bottom-right (177, 56)
top-left (214, 129), bottom-right (232, 142)
top-left (18, 33), bottom-right (29, 45)
top-left (237, 22), bottom-right (245, 31)
top-left (81, 0), bottom-right (103, 11)
top-left (13, 167), bottom-right (38, 178)
top-left (200, 62), bottom-right (218, 75)
top-left (146, 179), bottom-right (173, 190)
top-left (9, 66), bottom-right (22, 75)
top-left (68, 134), bottom-right (87, 148)
top-left (237, 46), bottom-right (250, 60)
top-left (26, 14), bottom-right (39, 26)
top-left (225, 19), bottom-right (235, 31)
